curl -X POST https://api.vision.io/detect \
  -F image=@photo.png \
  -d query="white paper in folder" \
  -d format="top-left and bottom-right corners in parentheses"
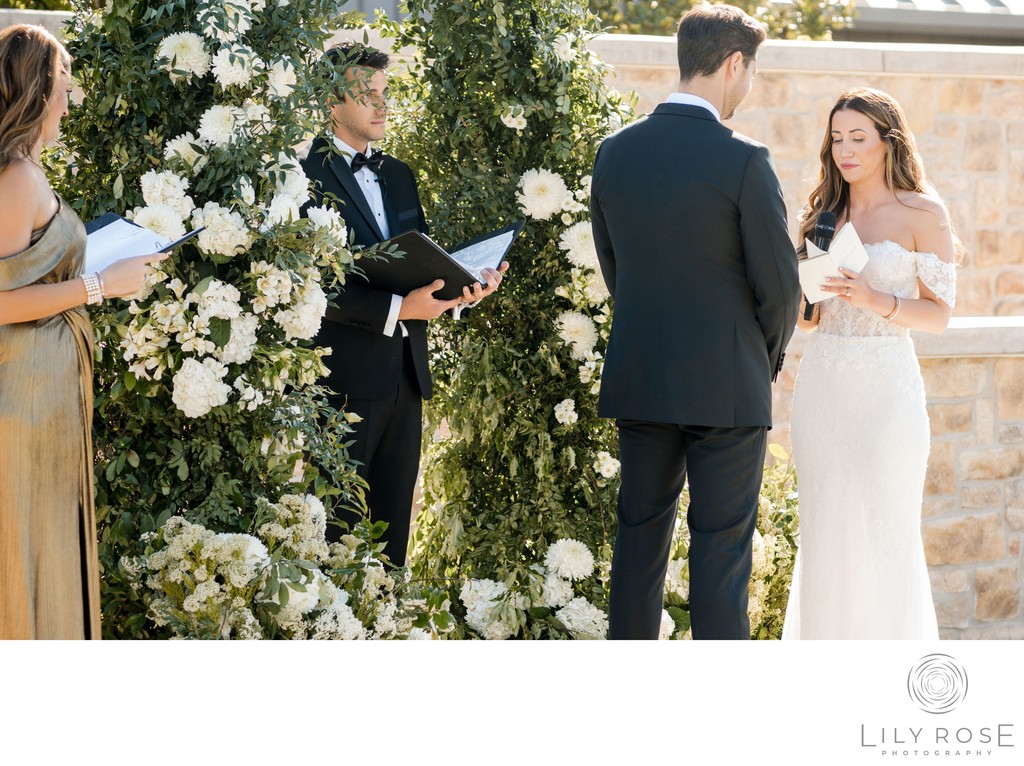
top-left (798, 221), bottom-right (870, 304)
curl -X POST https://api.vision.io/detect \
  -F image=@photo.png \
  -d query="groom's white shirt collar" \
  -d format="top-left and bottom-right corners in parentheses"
top-left (332, 135), bottom-right (373, 166)
top-left (665, 92), bottom-right (721, 122)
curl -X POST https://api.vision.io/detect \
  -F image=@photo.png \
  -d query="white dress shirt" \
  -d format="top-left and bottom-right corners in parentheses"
top-left (332, 136), bottom-right (406, 337)
top-left (665, 91), bottom-right (721, 122)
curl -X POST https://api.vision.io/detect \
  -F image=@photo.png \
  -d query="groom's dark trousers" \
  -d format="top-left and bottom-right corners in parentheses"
top-left (590, 103), bottom-right (801, 639)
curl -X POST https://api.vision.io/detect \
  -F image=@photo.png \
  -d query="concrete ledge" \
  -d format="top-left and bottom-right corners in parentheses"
top-left (787, 317), bottom-right (1024, 358)
top-left (589, 34), bottom-right (1024, 80)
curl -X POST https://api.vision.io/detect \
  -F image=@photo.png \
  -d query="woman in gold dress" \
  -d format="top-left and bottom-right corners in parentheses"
top-left (0, 25), bottom-right (166, 639)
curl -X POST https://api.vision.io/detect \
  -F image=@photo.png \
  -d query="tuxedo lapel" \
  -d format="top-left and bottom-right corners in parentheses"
top-left (379, 159), bottom-right (401, 238)
top-left (327, 151), bottom-right (386, 242)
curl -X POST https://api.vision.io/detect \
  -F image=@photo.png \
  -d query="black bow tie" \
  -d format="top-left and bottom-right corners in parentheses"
top-left (351, 150), bottom-right (383, 174)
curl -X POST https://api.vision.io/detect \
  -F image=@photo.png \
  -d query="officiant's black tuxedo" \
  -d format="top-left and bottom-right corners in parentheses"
top-left (591, 103), bottom-right (801, 639)
top-left (301, 136), bottom-right (430, 566)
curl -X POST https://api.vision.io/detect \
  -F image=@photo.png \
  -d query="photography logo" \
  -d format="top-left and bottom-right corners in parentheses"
top-left (907, 654), bottom-right (969, 715)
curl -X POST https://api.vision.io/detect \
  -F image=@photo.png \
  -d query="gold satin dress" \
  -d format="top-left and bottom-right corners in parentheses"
top-left (0, 199), bottom-right (102, 639)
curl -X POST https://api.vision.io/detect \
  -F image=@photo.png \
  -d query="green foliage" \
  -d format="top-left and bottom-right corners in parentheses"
top-left (379, 0), bottom-right (633, 623)
top-left (52, 0), bottom-right (367, 638)
top-left (587, 0), bottom-right (853, 41)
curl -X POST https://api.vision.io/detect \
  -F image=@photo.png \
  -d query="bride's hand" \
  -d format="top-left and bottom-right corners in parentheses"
top-left (824, 267), bottom-right (876, 310)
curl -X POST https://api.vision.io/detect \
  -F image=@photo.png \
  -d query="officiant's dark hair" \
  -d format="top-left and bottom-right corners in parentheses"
top-left (676, 5), bottom-right (766, 81)
top-left (321, 43), bottom-right (389, 100)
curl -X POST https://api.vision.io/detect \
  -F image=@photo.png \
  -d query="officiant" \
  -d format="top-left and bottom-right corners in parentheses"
top-left (300, 43), bottom-right (507, 567)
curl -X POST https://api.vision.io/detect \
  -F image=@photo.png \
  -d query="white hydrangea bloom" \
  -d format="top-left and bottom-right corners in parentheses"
top-left (140, 170), bottom-right (194, 221)
top-left (558, 221), bottom-right (599, 272)
top-left (556, 597), bottom-right (608, 640)
top-left (274, 274), bottom-right (326, 340)
top-left (273, 570), bottom-right (323, 623)
top-left (266, 152), bottom-right (310, 207)
top-left (553, 398), bottom-right (578, 426)
top-left (214, 312), bottom-right (260, 364)
top-left (155, 32), bottom-right (211, 83)
top-left (211, 45), bottom-right (261, 88)
top-left (192, 201), bottom-right (253, 257)
top-left (163, 132), bottom-right (209, 174)
top-left (198, 104), bottom-right (247, 147)
top-left (665, 556), bottom-right (689, 600)
top-left (555, 310), bottom-right (598, 360)
top-left (593, 450), bottom-right (621, 479)
top-left (305, 204), bottom-right (348, 245)
top-left (264, 193), bottom-right (300, 228)
top-left (659, 609), bottom-right (675, 640)
top-left (267, 57), bottom-right (297, 98)
top-left (516, 168), bottom-right (568, 221)
top-left (171, 357), bottom-right (231, 417)
top-left (544, 538), bottom-right (595, 581)
top-left (130, 204), bottom-right (186, 241)
top-left (540, 573), bottom-right (573, 609)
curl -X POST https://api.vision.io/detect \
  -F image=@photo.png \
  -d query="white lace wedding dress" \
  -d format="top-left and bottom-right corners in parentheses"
top-left (783, 240), bottom-right (956, 639)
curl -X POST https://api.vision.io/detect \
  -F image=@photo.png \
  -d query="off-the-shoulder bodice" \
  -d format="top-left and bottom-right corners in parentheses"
top-left (816, 240), bottom-right (956, 338)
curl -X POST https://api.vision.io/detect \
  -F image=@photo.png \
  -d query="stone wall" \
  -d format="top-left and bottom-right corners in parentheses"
top-left (593, 37), bottom-right (1024, 638)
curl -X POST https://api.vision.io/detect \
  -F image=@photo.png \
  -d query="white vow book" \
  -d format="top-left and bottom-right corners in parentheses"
top-left (798, 221), bottom-right (870, 304)
top-left (85, 213), bottom-right (201, 273)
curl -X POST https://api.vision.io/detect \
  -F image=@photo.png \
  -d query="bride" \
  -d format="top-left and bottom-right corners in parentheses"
top-left (783, 87), bottom-right (958, 639)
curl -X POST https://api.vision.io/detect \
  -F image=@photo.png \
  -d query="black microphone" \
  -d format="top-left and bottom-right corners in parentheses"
top-left (803, 211), bottom-right (838, 320)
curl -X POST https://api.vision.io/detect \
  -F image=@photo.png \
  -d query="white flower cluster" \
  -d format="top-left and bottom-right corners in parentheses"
top-left (555, 310), bottom-right (598, 360)
top-left (257, 493), bottom-right (329, 563)
top-left (197, 0), bottom-right (254, 45)
top-left (555, 596), bottom-right (608, 640)
top-left (211, 44), bottom-right (263, 88)
top-left (144, 516), bottom-right (270, 638)
top-left (577, 350), bottom-right (603, 395)
top-left (140, 169), bottom-right (195, 220)
top-left (544, 538), bottom-right (595, 581)
top-left (500, 105), bottom-right (527, 132)
top-left (553, 397), bottom-right (577, 426)
top-left (665, 556), bottom-right (689, 600)
top-left (192, 200), bottom-right (253, 256)
top-left (163, 132), bottom-right (209, 175)
top-left (305, 204), bottom-right (348, 247)
top-left (198, 103), bottom-right (248, 147)
top-left (459, 579), bottom-right (518, 640)
top-left (516, 168), bottom-right (569, 221)
top-left (155, 32), bottom-right (211, 83)
top-left (554, 266), bottom-right (610, 309)
top-left (558, 221), bottom-right (599, 272)
top-left (266, 57), bottom-right (297, 98)
top-left (552, 33), bottom-right (576, 64)
top-left (273, 269), bottom-right (326, 340)
top-left (593, 450), bottom-right (621, 479)
top-left (172, 357), bottom-right (232, 417)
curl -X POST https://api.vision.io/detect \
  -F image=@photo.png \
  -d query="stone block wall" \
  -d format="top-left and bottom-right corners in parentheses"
top-left (591, 37), bottom-right (1024, 318)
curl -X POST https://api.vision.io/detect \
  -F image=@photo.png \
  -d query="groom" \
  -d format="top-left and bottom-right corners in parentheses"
top-left (590, 5), bottom-right (801, 639)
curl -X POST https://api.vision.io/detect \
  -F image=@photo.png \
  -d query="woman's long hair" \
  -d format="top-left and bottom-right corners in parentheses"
top-left (0, 24), bottom-right (71, 172)
top-left (798, 87), bottom-right (929, 251)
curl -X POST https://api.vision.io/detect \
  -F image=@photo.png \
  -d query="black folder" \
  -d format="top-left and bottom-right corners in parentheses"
top-left (355, 221), bottom-right (523, 301)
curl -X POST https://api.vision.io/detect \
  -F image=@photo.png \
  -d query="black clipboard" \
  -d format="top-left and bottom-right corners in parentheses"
top-left (356, 220), bottom-right (523, 301)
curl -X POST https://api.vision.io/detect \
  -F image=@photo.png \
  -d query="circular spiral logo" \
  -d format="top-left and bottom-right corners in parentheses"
top-left (907, 654), bottom-right (968, 714)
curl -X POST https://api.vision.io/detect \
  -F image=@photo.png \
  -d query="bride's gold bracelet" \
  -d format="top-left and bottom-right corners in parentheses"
top-left (881, 295), bottom-right (901, 320)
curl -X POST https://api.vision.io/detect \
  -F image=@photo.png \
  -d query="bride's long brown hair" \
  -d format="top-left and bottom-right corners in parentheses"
top-left (798, 87), bottom-right (929, 251)
top-left (0, 24), bottom-right (71, 172)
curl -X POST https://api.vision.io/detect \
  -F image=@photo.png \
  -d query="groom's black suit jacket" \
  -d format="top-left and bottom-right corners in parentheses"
top-left (591, 103), bottom-right (800, 427)
top-left (301, 136), bottom-right (432, 401)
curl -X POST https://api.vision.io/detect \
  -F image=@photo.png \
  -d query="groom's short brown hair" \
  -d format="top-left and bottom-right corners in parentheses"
top-left (676, 4), bottom-right (766, 81)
